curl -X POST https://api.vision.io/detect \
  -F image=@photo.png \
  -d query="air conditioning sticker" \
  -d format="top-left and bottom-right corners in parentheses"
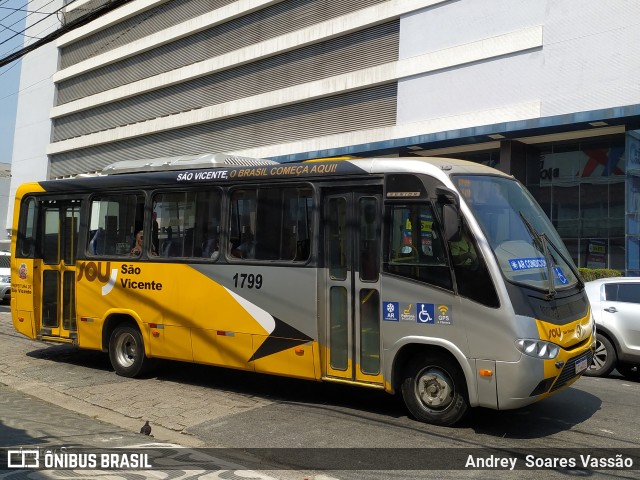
top-left (383, 301), bottom-right (399, 321)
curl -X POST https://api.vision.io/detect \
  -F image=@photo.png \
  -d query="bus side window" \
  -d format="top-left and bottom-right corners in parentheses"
top-left (230, 186), bottom-right (312, 262)
top-left (87, 195), bottom-right (144, 257)
top-left (385, 204), bottom-right (452, 291)
top-left (360, 197), bottom-right (380, 282)
top-left (18, 197), bottom-right (37, 258)
top-left (229, 190), bottom-right (256, 259)
top-left (448, 220), bottom-right (499, 308)
top-left (154, 190), bottom-right (221, 260)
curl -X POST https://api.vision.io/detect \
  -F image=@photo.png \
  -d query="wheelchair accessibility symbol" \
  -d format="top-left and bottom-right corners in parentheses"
top-left (417, 303), bottom-right (435, 324)
top-left (553, 267), bottom-right (569, 285)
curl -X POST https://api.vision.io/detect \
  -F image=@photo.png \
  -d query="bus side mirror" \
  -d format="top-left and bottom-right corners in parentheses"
top-left (442, 204), bottom-right (461, 241)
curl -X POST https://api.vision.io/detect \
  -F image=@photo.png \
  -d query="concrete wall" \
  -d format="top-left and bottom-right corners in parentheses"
top-left (0, 163), bottom-right (10, 246)
top-left (397, 0), bottom-right (640, 124)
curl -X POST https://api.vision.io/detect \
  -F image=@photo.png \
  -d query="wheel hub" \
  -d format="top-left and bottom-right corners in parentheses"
top-left (417, 368), bottom-right (453, 408)
top-left (116, 332), bottom-right (137, 367)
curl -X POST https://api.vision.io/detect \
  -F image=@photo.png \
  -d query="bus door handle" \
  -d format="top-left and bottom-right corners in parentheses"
top-left (604, 306), bottom-right (618, 313)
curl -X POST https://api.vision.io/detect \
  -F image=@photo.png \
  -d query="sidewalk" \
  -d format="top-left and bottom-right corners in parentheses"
top-left (0, 312), bottom-right (273, 447)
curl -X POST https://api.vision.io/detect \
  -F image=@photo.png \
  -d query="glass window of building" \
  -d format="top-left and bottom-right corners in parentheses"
top-left (526, 137), bottom-right (626, 271)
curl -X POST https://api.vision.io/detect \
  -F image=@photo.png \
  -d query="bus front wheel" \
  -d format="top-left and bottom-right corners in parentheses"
top-left (109, 326), bottom-right (150, 378)
top-left (401, 354), bottom-right (469, 426)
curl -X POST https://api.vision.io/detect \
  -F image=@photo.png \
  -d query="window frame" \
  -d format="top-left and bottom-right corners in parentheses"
top-left (151, 187), bottom-right (224, 262)
top-left (16, 196), bottom-right (38, 259)
top-left (86, 191), bottom-right (147, 259)
top-left (383, 200), bottom-right (454, 292)
top-left (227, 183), bottom-right (315, 264)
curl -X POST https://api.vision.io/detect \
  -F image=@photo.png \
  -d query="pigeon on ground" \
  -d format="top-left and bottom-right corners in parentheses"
top-left (140, 420), bottom-right (152, 436)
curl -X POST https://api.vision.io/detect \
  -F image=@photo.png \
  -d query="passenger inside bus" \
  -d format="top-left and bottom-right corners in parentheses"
top-left (131, 230), bottom-right (157, 256)
top-left (130, 230), bottom-right (144, 255)
top-left (449, 231), bottom-right (478, 270)
top-left (231, 231), bottom-right (256, 259)
top-left (202, 238), bottom-right (220, 260)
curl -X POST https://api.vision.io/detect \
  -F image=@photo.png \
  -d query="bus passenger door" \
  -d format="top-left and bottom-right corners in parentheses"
top-left (324, 189), bottom-right (383, 385)
top-left (37, 199), bottom-right (81, 341)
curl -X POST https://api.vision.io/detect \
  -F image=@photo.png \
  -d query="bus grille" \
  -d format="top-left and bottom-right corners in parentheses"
top-left (550, 350), bottom-right (594, 392)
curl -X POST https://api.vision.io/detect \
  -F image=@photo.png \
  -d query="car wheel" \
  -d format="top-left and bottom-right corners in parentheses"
top-left (108, 325), bottom-right (151, 378)
top-left (401, 353), bottom-right (469, 426)
top-left (616, 363), bottom-right (640, 380)
top-left (584, 333), bottom-right (616, 377)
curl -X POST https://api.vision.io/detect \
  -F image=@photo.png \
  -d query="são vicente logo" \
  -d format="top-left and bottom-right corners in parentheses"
top-left (77, 262), bottom-right (163, 295)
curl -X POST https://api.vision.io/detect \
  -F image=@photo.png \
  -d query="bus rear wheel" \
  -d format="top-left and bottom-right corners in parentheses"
top-left (109, 325), bottom-right (150, 378)
top-left (401, 353), bottom-right (469, 426)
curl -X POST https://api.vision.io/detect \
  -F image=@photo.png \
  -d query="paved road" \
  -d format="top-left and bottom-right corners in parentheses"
top-left (1, 311), bottom-right (639, 479)
top-left (0, 384), bottom-right (297, 479)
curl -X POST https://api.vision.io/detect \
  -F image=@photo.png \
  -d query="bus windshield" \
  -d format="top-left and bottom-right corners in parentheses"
top-left (452, 175), bottom-right (580, 293)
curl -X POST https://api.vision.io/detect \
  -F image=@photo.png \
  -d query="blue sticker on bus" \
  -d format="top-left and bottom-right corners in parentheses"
top-left (417, 303), bottom-right (435, 324)
top-left (509, 257), bottom-right (547, 271)
top-left (554, 266), bottom-right (569, 285)
top-left (383, 302), bottom-right (399, 321)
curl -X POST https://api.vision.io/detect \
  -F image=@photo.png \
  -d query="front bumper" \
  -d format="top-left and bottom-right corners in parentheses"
top-left (495, 337), bottom-right (595, 410)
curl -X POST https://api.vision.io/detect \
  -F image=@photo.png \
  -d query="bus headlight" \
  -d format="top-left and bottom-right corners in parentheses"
top-left (516, 339), bottom-right (560, 359)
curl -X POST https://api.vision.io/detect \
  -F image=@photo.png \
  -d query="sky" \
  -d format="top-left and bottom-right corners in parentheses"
top-left (0, 0), bottom-right (26, 165)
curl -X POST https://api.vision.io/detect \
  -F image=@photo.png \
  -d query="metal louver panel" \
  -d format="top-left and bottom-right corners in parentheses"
top-left (53, 21), bottom-right (399, 142)
top-left (60, 0), bottom-right (236, 69)
top-left (56, 0), bottom-right (388, 105)
top-left (62, 0), bottom-right (111, 28)
top-left (49, 83), bottom-right (398, 177)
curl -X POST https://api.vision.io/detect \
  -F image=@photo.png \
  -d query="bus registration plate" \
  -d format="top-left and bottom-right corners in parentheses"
top-left (575, 356), bottom-right (588, 374)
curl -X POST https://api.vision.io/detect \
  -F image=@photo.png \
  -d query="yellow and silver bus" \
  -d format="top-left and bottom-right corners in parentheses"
top-left (10, 154), bottom-right (595, 426)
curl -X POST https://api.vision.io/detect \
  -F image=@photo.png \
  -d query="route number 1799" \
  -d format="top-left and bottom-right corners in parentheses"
top-left (232, 273), bottom-right (263, 289)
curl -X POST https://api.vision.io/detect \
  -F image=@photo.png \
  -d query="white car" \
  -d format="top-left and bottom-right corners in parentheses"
top-left (0, 252), bottom-right (10, 304)
top-left (584, 277), bottom-right (640, 379)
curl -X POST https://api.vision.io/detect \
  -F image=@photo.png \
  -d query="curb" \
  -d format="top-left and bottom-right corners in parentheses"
top-left (0, 372), bottom-right (204, 447)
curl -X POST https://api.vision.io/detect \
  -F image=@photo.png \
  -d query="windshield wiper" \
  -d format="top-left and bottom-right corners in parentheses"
top-left (519, 212), bottom-right (556, 299)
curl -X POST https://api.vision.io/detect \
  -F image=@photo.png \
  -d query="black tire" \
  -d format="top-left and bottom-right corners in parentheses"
top-left (401, 353), bottom-right (469, 426)
top-left (616, 363), bottom-right (640, 380)
top-left (108, 325), bottom-right (150, 378)
top-left (584, 333), bottom-right (616, 378)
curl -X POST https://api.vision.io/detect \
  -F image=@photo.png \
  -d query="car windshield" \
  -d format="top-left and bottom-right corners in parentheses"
top-left (452, 175), bottom-right (579, 293)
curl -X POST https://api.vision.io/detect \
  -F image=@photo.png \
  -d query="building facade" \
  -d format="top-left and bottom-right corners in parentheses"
top-left (0, 162), bottom-right (10, 250)
top-left (9, 0), bottom-right (640, 274)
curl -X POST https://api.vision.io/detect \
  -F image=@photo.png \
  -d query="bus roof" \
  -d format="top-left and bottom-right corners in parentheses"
top-left (19, 156), bottom-right (511, 196)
